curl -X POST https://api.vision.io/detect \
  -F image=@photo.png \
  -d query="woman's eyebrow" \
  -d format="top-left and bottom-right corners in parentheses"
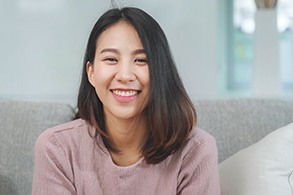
top-left (100, 48), bottom-right (119, 54)
top-left (99, 48), bottom-right (145, 55)
top-left (133, 49), bottom-right (146, 55)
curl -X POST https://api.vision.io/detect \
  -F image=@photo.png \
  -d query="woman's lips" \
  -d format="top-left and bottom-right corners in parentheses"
top-left (111, 89), bottom-right (139, 97)
top-left (110, 89), bottom-right (141, 103)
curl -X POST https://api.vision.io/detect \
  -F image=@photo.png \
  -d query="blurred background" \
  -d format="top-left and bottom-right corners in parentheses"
top-left (0, 0), bottom-right (292, 106)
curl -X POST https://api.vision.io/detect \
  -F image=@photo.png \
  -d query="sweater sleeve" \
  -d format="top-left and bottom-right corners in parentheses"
top-left (177, 131), bottom-right (220, 195)
top-left (32, 131), bottom-right (76, 195)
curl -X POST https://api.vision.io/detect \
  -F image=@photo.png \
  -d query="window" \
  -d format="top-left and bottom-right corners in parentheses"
top-left (279, 0), bottom-right (293, 90)
top-left (228, 0), bottom-right (255, 90)
top-left (225, 0), bottom-right (293, 93)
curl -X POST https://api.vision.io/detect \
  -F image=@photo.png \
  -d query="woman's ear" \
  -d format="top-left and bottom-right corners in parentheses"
top-left (86, 61), bottom-right (95, 86)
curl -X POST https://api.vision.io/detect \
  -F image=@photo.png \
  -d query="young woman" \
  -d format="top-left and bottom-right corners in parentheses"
top-left (32, 7), bottom-right (220, 195)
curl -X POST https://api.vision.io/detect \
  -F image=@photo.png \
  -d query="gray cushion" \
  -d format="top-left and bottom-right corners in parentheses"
top-left (0, 100), bottom-right (74, 195)
top-left (195, 98), bottom-right (293, 162)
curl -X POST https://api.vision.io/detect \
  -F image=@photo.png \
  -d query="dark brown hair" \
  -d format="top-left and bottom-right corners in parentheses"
top-left (75, 7), bottom-right (196, 164)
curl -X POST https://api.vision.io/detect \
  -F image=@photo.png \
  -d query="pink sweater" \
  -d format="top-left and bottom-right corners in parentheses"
top-left (32, 119), bottom-right (220, 195)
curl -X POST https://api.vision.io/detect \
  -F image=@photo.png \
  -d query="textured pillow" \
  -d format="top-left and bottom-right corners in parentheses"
top-left (219, 123), bottom-right (293, 195)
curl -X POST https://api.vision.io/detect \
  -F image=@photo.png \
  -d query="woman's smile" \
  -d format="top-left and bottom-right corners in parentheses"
top-left (111, 89), bottom-right (142, 103)
top-left (111, 89), bottom-right (140, 97)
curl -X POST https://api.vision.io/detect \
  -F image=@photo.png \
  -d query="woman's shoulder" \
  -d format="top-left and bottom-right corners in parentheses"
top-left (179, 127), bottom-right (218, 162)
top-left (188, 127), bottom-right (216, 147)
top-left (35, 119), bottom-right (94, 153)
top-left (38, 118), bottom-right (89, 138)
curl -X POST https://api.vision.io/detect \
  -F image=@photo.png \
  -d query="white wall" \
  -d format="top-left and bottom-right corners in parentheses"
top-left (0, 0), bottom-right (218, 105)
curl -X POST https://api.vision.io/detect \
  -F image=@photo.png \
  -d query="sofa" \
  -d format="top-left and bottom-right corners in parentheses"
top-left (1, 98), bottom-right (293, 195)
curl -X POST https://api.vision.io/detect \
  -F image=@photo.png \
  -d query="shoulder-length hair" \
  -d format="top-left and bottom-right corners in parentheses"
top-left (76, 7), bottom-right (196, 164)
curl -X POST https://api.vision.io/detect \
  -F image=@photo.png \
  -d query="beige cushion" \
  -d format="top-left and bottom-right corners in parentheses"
top-left (219, 123), bottom-right (293, 195)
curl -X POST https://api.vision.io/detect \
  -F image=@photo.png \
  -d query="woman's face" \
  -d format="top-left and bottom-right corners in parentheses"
top-left (87, 21), bottom-right (149, 122)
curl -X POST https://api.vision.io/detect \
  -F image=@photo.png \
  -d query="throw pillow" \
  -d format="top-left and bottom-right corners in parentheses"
top-left (219, 123), bottom-right (293, 195)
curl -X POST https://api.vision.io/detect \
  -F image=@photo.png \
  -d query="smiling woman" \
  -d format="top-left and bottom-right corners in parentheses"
top-left (32, 7), bottom-right (220, 195)
top-left (87, 20), bottom-right (149, 125)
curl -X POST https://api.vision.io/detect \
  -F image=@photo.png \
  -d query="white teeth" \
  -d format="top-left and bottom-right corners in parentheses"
top-left (112, 90), bottom-right (138, 97)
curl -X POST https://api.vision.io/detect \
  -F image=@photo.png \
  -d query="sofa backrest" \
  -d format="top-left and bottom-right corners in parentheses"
top-left (1, 98), bottom-right (293, 194)
top-left (0, 100), bottom-right (74, 195)
top-left (195, 98), bottom-right (293, 162)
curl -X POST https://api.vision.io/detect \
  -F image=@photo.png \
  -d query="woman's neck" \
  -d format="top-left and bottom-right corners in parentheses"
top-left (105, 115), bottom-right (147, 166)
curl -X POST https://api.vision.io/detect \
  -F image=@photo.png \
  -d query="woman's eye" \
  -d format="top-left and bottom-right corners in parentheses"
top-left (135, 58), bottom-right (148, 64)
top-left (103, 57), bottom-right (118, 64)
top-left (105, 58), bottom-right (117, 62)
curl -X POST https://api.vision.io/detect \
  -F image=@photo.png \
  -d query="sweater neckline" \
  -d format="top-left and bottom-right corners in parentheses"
top-left (90, 125), bottom-right (145, 170)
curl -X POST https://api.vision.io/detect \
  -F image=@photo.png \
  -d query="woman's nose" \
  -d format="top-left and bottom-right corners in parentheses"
top-left (115, 62), bottom-right (136, 83)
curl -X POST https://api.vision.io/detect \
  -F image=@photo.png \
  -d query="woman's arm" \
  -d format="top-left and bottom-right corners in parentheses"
top-left (177, 131), bottom-right (220, 195)
top-left (32, 131), bottom-right (76, 195)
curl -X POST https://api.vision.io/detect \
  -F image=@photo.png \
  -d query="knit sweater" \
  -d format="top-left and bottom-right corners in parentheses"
top-left (32, 119), bottom-right (220, 195)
